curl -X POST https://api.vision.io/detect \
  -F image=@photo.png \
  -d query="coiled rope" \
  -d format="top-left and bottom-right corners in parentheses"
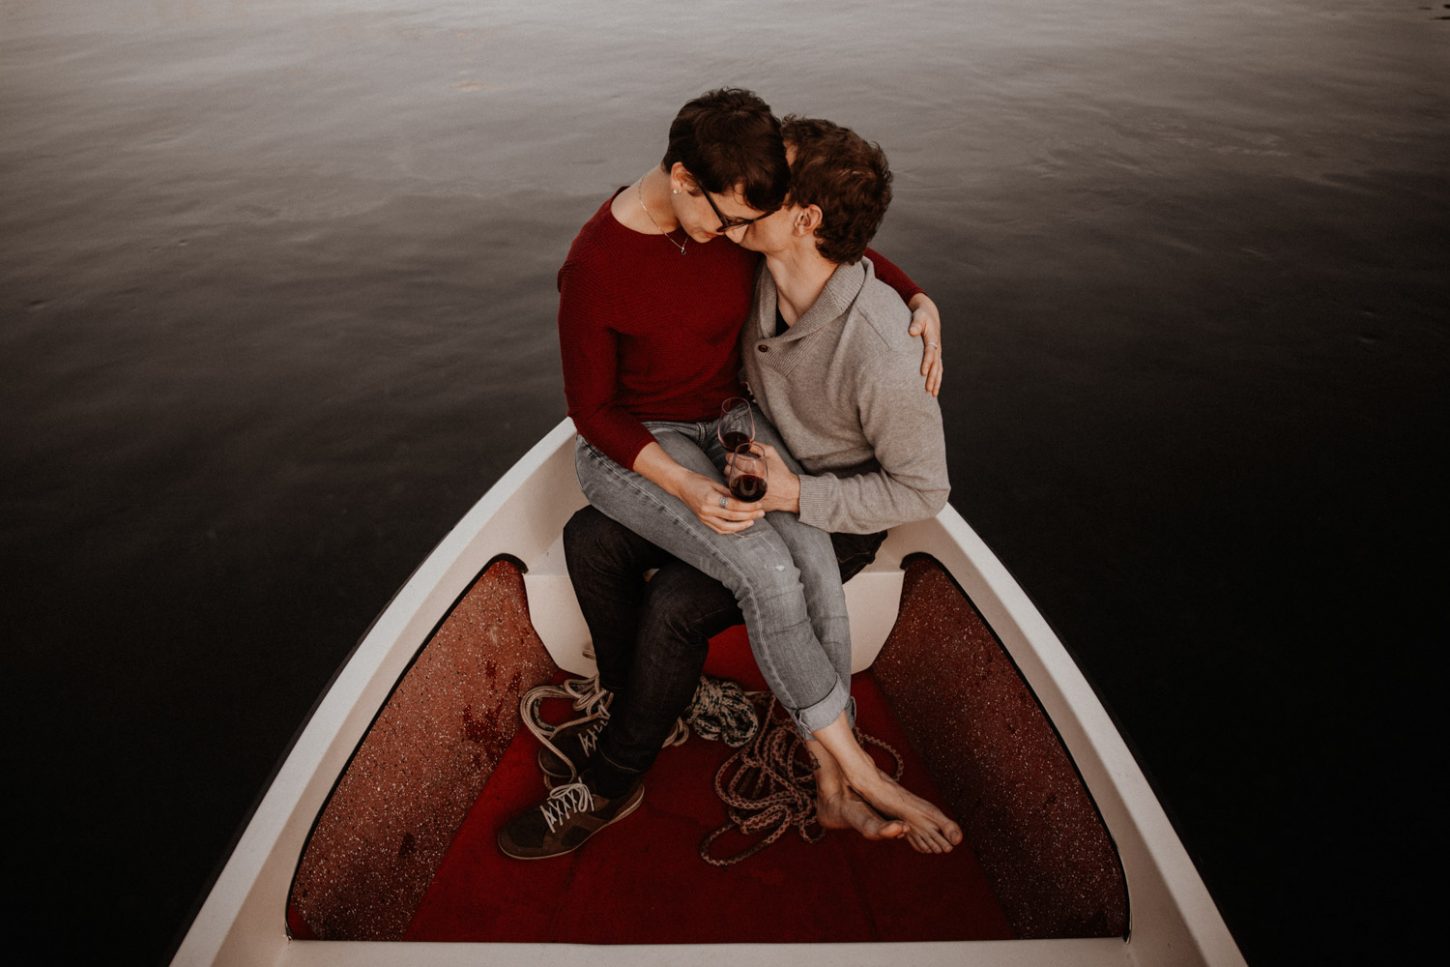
top-left (519, 673), bottom-right (754, 775)
top-left (685, 675), bottom-right (760, 747)
top-left (520, 672), bottom-right (904, 868)
top-left (700, 694), bottom-right (906, 868)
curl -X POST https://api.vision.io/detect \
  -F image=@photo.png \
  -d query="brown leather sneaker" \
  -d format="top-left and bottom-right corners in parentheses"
top-left (496, 779), bottom-right (645, 860)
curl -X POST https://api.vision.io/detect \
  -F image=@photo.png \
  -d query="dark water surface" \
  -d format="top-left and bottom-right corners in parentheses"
top-left (3, 1), bottom-right (1447, 963)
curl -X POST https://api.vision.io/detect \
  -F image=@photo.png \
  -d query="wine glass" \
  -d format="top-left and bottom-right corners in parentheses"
top-left (726, 444), bottom-right (768, 503)
top-left (717, 397), bottom-right (755, 455)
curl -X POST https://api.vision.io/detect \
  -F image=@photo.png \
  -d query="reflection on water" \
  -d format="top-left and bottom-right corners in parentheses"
top-left (2, 1), bottom-right (1447, 963)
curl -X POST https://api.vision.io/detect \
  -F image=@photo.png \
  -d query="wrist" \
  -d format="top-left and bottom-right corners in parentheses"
top-left (782, 470), bottom-right (802, 513)
top-left (663, 465), bottom-right (695, 498)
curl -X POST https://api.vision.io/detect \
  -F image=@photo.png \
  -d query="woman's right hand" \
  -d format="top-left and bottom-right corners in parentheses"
top-left (671, 471), bottom-right (763, 535)
top-left (632, 440), bottom-right (763, 535)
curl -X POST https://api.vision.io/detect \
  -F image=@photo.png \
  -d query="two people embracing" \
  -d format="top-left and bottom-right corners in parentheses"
top-left (499, 88), bottom-right (961, 860)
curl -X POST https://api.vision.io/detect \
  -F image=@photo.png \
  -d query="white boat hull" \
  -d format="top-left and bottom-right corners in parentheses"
top-left (173, 419), bottom-right (1243, 967)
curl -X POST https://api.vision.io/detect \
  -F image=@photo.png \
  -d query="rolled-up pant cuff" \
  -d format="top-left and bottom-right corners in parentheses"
top-left (792, 678), bottom-right (853, 739)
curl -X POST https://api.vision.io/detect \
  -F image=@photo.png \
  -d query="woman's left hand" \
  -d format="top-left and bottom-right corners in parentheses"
top-left (906, 293), bottom-right (943, 397)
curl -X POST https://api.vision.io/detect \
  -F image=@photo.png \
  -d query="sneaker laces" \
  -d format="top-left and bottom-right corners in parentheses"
top-left (539, 780), bottom-right (594, 832)
top-left (576, 718), bottom-right (604, 757)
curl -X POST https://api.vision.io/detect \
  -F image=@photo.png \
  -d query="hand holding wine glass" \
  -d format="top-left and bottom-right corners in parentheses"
top-left (749, 442), bottom-right (800, 513)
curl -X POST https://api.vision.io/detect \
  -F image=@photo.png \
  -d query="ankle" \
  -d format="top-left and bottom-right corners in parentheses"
top-left (814, 771), bottom-right (847, 800)
top-left (845, 764), bottom-right (891, 796)
top-left (582, 750), bottom-right (640, 800)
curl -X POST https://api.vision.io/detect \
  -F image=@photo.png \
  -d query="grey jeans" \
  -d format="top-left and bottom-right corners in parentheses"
top-left (575, 412), bottom-right (852, 737)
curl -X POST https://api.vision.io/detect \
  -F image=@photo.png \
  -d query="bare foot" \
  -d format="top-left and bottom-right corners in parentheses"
top-left (850, 768), bottom-right (963, 854)
top-left (805, 716), bottom-right (962, 854)
top-left (817, 786), bottom-right (908, 841)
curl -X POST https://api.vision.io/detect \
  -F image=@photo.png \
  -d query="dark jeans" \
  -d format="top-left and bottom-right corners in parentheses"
top-left (563, 505), bottom-right (886, 793)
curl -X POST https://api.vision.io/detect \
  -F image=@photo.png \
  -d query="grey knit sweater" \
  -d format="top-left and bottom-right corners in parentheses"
top-left (741, 258), bottom-right (949, 534)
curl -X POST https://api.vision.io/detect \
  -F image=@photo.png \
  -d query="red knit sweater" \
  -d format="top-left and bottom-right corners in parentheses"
top-left (558, 191), bottom-right (923, 469)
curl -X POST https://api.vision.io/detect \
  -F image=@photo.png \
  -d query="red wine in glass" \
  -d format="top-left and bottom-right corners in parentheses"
top-left (730, 473), bottom-right (767, 502)
top-left (717, 398), bottom-right (755, 453)
top-left (720, 430), bottom-right (752, 452)
top-left (727, 445), bottom-right (767, 503)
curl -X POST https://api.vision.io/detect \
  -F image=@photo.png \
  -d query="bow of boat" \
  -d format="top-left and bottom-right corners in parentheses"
top-left (173, 419), bottom-right (1241, 967)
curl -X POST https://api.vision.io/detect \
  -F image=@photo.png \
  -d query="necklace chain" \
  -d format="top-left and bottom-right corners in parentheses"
top-left (638, 180), bottom-right (687, 255)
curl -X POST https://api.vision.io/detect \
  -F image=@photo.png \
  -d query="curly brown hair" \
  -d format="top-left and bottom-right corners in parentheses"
top-left (781, 116), bottom-right (893, 264)
top-left (661, 89), bottom-right (790, 214)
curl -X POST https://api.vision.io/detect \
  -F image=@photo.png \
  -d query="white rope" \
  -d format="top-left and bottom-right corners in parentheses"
top-left (522, 672), bottom-right (758, 752)
top-left (520, 672), bottom-right (700, 774)
top-left (518, 675), bottom-right (615, 779)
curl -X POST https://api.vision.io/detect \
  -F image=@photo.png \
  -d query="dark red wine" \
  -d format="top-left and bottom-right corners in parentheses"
top-left (730, 474), bottom-right (767, 502)
top-left (720, 431), bottom-right (751, 452)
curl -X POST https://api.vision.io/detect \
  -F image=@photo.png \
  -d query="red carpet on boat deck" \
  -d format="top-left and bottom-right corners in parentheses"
top-left (405, 627), bottom-right (1014, 944)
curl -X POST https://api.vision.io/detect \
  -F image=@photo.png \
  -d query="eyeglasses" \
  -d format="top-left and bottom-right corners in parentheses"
top-left (701, 189), bottom-right (773, 233)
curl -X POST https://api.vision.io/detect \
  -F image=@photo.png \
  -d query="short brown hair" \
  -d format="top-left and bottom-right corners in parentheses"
top-left (781, 116), bottom-right (893, 264)
top-left (661, 89), bottom-right (790, 214)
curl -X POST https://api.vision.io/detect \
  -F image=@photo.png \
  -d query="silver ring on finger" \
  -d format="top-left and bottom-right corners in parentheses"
top-left (718, 496), bottom-right (727, 509)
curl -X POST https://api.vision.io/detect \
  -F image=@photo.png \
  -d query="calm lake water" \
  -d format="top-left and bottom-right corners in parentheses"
top-left (3, 1), bottom-right (1446, 963)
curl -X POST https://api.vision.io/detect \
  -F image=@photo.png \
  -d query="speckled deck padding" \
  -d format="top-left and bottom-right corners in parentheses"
top-left (288, 558), bottom-right (557, 940)
top-left (871, 556), bottom-right (1129, 938)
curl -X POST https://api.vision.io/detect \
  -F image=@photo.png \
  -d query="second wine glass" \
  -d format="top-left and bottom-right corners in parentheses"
top-left (717, 397), bottom-right (755, 454)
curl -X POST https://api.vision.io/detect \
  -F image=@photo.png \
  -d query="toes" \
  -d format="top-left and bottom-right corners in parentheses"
top-left (903, 821), bottom-right (953, 853)
top-left (923, 825), bottom-right (953, 852)
top-left (908, 827), bottom-right (943, 854)
top-left (855, 805), bottom-right (906, 841)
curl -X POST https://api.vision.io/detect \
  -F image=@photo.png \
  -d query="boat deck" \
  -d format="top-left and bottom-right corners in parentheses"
top-left (285, 557), bottom-right (1127, 947)
top-left (397, 628), bottom-right (1015, 944)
